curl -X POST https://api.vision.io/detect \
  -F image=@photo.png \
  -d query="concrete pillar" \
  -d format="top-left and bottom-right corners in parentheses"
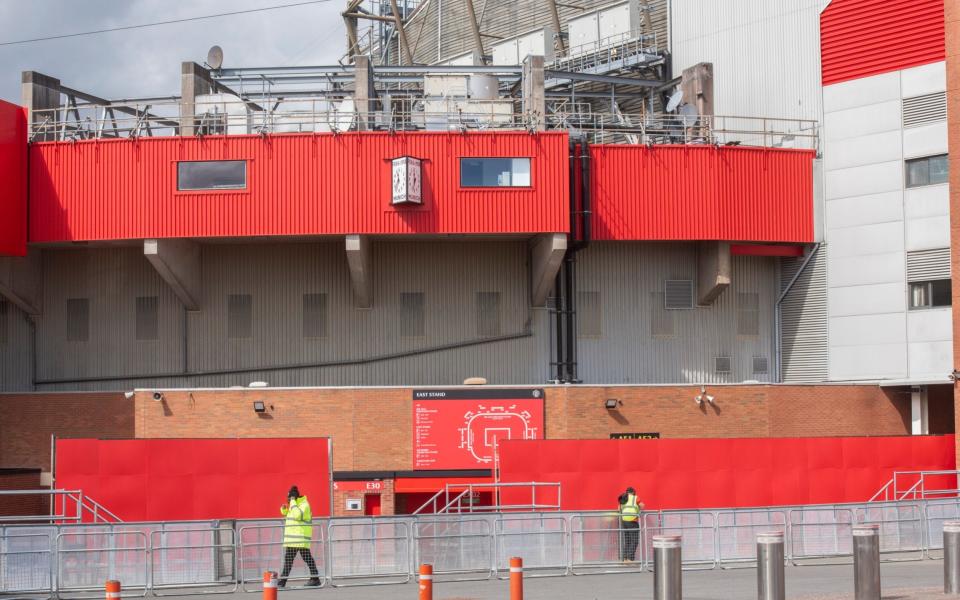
top-left (180, 62), bottom-right (213, 137)
top-left (522, 55), bottom-right (546, 131)
top-left (354, 55), bottom-right (376, 132)
top-left (144, 239), bottom-right (201, 311)
top-left (21, 71), bottom-right (61, 141)
top-left (0, 250), bottom-right (42, 315)
top-left (345, 235), bottom-right (372, 308)
top-left (697, 241), bottom-right (730, 305)
top-left (681, 62), bottom-right (714, 118)
top-left (911, 386), bottom-right (929, 435)
top-left (946, 0), bottom-right (960, 465)
top-left (530, 233), bottom-right (567, 307)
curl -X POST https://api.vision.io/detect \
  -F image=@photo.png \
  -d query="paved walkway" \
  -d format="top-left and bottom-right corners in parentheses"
top-left (215, 560), bottom-right (944, 599)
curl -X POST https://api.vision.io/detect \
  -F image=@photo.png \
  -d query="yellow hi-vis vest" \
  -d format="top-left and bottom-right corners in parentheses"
top-left (280, 495), bottom-right (313, 549)
top-left (619, 493), bottom-right (640, 522)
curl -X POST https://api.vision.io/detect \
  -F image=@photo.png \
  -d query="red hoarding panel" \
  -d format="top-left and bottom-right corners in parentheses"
top-left (821, 0), bottom-right (944, 86)
top-left (56, 438), bottom-right (331, 521)
top-left (0, 101), bottom-right (27, 256)
top-left (589, 145), bottom-right (815, 243)
top-left (412, 388), bottom-right (544, 470)
top-left (497, 435), bottom-right (956, 511)
top-left (29, 131), bottom-right (568, 243)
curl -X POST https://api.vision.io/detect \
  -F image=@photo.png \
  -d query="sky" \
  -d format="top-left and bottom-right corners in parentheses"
top-left (0, 0), bottom-right (348, 104)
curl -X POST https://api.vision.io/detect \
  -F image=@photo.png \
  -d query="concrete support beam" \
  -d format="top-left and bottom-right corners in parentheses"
top-left (144, 239), bottom-right (201, 311)
top-left (0, 250), bottom-right (42, 315)
top-left (697, 241), bottom-right (730, 306)
top-left (530, 233), bottom-right (567, 307)
top-left (911, 386), bottom-right (930, 435)
top-left (354, 55), bottom-right (377, 131)
top-left (522, 55), bottom-right (546, 131)
top-left (345, 235), bottom-right (372, 308)
top-left (180, 62), bottom-right (213, 137)
top-left (21, 71), bottom-right (61, 141)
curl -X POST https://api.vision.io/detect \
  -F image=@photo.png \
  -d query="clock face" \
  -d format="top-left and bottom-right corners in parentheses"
top-left (392, 161), bottom-right (406, 200)
top-left (407, 162), bottom-right (421, 199)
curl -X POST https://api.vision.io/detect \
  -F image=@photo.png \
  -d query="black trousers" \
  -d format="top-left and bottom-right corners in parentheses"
top-left (279, 546), bottom-right (319, 584)
top-left (621, 520), bottom-right (640, 561)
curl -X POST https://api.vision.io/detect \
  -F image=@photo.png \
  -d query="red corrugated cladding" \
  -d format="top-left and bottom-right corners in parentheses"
top-left (29, 131), bottom-right (568, 242)
top-left (0, 100), bottom-right (27, 256)
top-left (590, 145), bottom-right (815, 243)
top-left (821, 0), bottom-right (945, 86)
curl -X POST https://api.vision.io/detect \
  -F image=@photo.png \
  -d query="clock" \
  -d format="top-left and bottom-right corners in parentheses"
top-left (390, 157), bottom-right (423, 205)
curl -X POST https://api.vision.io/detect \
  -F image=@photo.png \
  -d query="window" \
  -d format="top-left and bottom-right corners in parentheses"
top-left (578, 291), bottom-right (601, 337)
top-left (400, 292), bottom-right (425, 337)
top-left (302, 293), bottom-right (328, 339)
top-left (905, 154), bottom-right (948, 188)
top-left (460, 158), bottom-right (531, 187)
top-left (227, 294), bottom-right (253, 339)
top-left (737, 292), bottom-right (760, 336)
top-left (650, 292), bottom-right (674, 338)
top-left (664, 280), bottom-right (695, 310)
top-left (909, 279), bottom-right (951, 309)
top-left (177, 160), bottom-right (247, 191)
top-left (714, 356), bottom-right (732, 374)
top-left (753, 356), bottom-right (769, 375)
top-left (476, 292), bottom-right (501, 337)
top-left (0, 300), bottom-right (7, 344)
top-left (135, 296), bottom-right (159, 341)
top-left (66, 298), bottom-right (89, 342)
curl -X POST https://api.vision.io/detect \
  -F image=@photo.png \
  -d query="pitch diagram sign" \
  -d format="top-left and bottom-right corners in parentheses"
top-left (413, 388), bottom-right (544, 470)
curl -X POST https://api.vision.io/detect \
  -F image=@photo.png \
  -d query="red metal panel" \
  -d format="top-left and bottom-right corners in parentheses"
top-left (29, 131), bottom-right (568, 242)
top-left (590, 145), bottom-right (815, 243)
top-left (0, 101), bottom-right (27, 256)
top-left (498, 435), bottom-right (956, 511)
top-left (821, 0), bottom-right (945, 86)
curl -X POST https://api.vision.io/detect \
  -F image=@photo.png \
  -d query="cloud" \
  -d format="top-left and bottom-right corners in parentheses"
top-left (0, 0), bottom-right (346, 104)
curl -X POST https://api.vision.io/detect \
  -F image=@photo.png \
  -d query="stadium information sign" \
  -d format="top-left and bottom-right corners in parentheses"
top-left (413, 388), bottom-right (544, 470)
top-left (610, 432), bottom-right (660, 439)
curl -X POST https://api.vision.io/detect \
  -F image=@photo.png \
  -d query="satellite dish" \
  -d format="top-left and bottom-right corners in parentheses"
top-left (678, 103), bottom-right (698, 117)
top-left (328, 98), bottom-right (357, 132)
top-left (666, 89), bottom-right (683, 112)
top-left (207, 45), bottom-right (224, 70)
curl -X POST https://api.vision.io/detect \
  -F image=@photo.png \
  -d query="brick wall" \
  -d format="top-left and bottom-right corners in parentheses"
top-left (0, 393), bottom-right (134, 474)
top-left (947, 0), bottom-right (960, 465)
top-left (332, 480), bottom-right (395, 517)
top-left (0, 469), bottom-right (44, 517)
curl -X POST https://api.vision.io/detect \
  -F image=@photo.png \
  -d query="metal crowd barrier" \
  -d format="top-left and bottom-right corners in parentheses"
top-left (2, 498), bottom-right (958, 596)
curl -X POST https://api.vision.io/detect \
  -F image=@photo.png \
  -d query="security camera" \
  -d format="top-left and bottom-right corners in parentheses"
top-left (706, 395), bottom-right (715, 405)
top-left (152, 392), bottom-right (164, 402)
top-left (123, 392), bottom-right (135, 400)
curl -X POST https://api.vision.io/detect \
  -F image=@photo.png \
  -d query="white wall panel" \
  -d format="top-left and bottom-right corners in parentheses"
top-left (901, 62), bottom-right (947, 98)
top-left (826, 191), bottom-right (903, 229)
top-left (908, 341), bottom-right (952, 380)
top-left (823, 100), bottom-right (901, 142)
top-left (823, 71), bottom-right (900, 113)
top-left (831, 344), bottom-right (907, 380)
top-left (907, 308), bottom-right (952, 342)
top-left (905, 185), bottom-right (950, 219)
top-left (830, 313), bottom-right (906, 347)
top-left (823, 130), bottom-right (903, 172)
top-left (902, 122), bottom-right (948, 159)
top-left (905, 216), bottom-right (951, 251)
top-left (827, 222), bottom-right (904, 258)
top-left (828, 252), bottom-right (905, 287)
top-left (825, 161), bottom-right (904, 200)
top-left (829, 283), bottom-right (905, 317)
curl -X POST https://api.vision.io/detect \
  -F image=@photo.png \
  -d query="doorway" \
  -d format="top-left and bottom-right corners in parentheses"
top-left (364, 493), bottom-right (381, 516)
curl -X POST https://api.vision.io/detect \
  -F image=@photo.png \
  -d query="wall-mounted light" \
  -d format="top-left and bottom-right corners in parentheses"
top-left (152, 392), bottom-right (165, 402)
top-left (695, 386), bottom-right (715, 406)
top-left (253, 401), bottom-right (266, 413)
top-left (604, 399), bottom-right (622, 410)
top-left (124, 391), bottom-right (135, 400)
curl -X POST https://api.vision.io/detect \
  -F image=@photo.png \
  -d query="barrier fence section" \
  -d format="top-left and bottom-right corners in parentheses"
top-left (2, 499), bottom-right (957, 595)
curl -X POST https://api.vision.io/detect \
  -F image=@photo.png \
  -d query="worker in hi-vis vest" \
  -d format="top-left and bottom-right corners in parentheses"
top-left (618, 486), bottom-right (644, 562)
top-left (278, 486), bottom-right (321, 587)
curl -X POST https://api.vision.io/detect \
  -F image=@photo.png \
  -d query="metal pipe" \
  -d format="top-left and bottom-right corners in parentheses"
top-left (945, 521), bottom-right (960, 594)
top-left (853, 524), bottom-right (880, 600)
top-left (553, 270), bottom-right (564, 382)
top-left (579, 138), bottom-right (591, 247)
top-left (388, 0), bottom-right (413, 65)
top-left (653, 535), bottom-right (682, 600)
top-left (757, 531), bottom-right (785, 600)
top-left (464, 0), bottom-right (486, 64)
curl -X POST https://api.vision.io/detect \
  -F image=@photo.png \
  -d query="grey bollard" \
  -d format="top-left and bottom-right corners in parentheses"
top-left (945, 521), bottom-right (960, 594)
top-left (757, 531), bottom-right (785, 600)
top-left (853, 524), bottom-right (880, 600)
top-left (653, 534), bottom-right (682, 600)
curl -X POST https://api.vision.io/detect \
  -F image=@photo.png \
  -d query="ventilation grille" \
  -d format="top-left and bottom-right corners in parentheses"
top-left (753, 356), bottom-right (769, 375)
top-left (477, 291), bottom-right (502, 337)
top-left (302, 293), bottom-right (328, 339)
top-left (737, 292), bottom-right (760, 336)
top-left (664, 280), bottom-right (694, 310)
top-left (903, 92), bottom-right (947, 128)
top-left (577, 291), bottom-right (601, 337)
top-left (780, 246), bottom-right (829, 383)
top-left (135, 296), bottom-right (159, 341)
top-left (650, 292), bottom-right (674, 337)
top-left (227, 294), bottom-right (253, 339)
top-left (0, 300), bottom-right (7, 344)
top-left (714, 356), bottom-right (732, 374)
top-left (906, 248), bottom-right (951, 282)
top-left (400, 292), bottom-right (425, 337)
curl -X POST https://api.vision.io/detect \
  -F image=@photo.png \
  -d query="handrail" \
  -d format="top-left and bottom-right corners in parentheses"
top-left (869, 470), bottom-right (960, 502)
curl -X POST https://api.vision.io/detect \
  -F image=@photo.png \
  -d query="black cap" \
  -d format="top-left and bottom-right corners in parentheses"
top-left (288, 486), bottom-right (300, 499)
top-left (626, 486), bottom-right (635, 494)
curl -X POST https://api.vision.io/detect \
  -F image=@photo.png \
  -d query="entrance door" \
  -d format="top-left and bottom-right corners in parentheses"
top-left (364, 493), bottom-right (381, 516)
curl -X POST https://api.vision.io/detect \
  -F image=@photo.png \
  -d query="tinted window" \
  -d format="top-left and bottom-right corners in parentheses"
top-left (909, 279), bottom-right (952, 309)
top-left (460, 158), bottom-right (531, 187)
top-left (906, 154), bottom-right (948, 188)
top-left (177, 161), bottom-right (246, 190)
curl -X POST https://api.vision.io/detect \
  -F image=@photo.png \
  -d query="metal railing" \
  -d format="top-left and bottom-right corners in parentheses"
top-left (0, 489), bottom-right (121, 524)
top-left (870, 470), bottom-right (960, 502)
top-left (551, 31), bottom-right (660, 75)
top-left (5, 497), bottom-right (955, 595)
top-left (412, 482), bottom-right (561, 515)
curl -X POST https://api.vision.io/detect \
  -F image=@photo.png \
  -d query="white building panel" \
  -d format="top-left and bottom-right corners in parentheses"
top-left (826, 191), bottom-right (903, 230)
top-left (567, 12), bottom-right (599, 49)
top-left (901, 61), bottom-right (947, 98)
top-left (902, 122), bottom-right (948, 159)
top-left (831, 343), bottom-right (907, 381)
top-left (823, 130), bottom-right (902, 171)
top-left (825, 161), bottom-right (903, 201)
top-left (829, 283), bottom-right (906, 317)
top-left (828, 252), bottom-right (905, 288)
top-left (905, 185), bottom-right (950, 219)
top-left (907, 308), bottom-right (952, 342)
top-left (830, 313), bottom-right (906, 347)
top-left (597, 1), bottom-right (635, 40)
top-left (823, 71), bottom-right (900, 113)
top-left (823, 100), bottom-right (901, 142)
top-left (827, 222), bottom-right (904, 259)
top-left (908, 341), bottom-right (953, 380)
top-left (905, 216), bottom-right (951, 251)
